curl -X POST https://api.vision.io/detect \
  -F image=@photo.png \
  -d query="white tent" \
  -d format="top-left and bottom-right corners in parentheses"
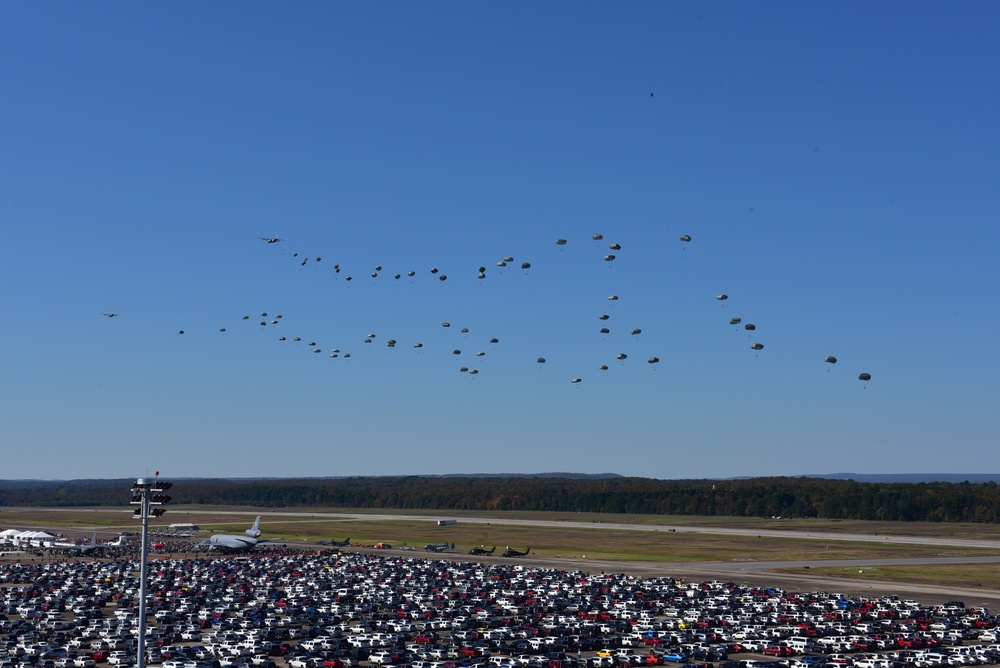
top-left (15, 530), bottom-right (55, 546)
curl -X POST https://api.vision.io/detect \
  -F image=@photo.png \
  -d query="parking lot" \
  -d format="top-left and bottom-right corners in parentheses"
top-left (3, 549), bottom-right (1000, 668)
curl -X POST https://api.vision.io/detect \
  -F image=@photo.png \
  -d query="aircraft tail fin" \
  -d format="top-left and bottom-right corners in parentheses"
top-left (246, 516), bottom-right (262, 538)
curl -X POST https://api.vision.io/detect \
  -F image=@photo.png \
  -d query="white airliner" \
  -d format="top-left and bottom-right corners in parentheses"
top-left (46, 533), bottom-right (127, 555)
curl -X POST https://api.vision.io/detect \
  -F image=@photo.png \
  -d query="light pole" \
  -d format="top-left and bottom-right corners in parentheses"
top-left (130, 475), bottom-right (171, 668)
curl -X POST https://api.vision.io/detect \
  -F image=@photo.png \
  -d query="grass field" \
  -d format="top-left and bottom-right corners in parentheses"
top-left (777, 563), bottom-right (1000, 589)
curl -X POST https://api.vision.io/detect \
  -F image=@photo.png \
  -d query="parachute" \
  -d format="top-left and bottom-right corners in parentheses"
top-left (750, 343), bottom-right (764, 350)
top-left (556, 239), bottom-right (567, 245)
top-left (631, 329), bottom-right (641, 336)
top-left (616, 353), bottom-right (628, 360)
top-left (442, 322), bottom-right (451, 328)
top-left (744, 324), bottom-right (756, 331)
top-left (859, 372), bottom-right (872, 381)
top-left (452, 350), bottom-right (461, 355)
top-left (716, 294), bottom-right (728, 301)
top-left (729, 317), bottom-right (742, 325)
top-left (609, 243), bottom-right (621, 250)
top-left (599, 314), bottom-right (610, 320)
top-left (647, 357), bottom-right (660, 364)
top-left (490, 338), bottom-right (499, 344)
top-left (521, 262), bottom-right (531, 269)
top-left (679, 234), bottom-right (691, 242)
top-left (608, 295), bottom-right (619, 301)
top-left (825, 356), bottom-right (838, 364)
top-left (592, 233), bottom-right (603, 240)
top-left (604, 254), bottom-right (616, 262)
top-left (599, 364), bottom-right (609, 371)
top-left (600, 328), bottom-right (610, 334)
top-left (536, 357), bottom-right (546, 364)
top-left (571, 378), bottom-right (582, 383)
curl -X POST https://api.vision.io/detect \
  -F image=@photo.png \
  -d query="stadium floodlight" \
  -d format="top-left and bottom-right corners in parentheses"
top-left (131, 474), bottom-right (171, 668)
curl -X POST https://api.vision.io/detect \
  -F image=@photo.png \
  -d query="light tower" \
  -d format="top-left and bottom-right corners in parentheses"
top-left (130, 474), bottom-right (172, 668)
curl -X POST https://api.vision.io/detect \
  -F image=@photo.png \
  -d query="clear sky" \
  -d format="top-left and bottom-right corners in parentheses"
top-left (2, 2), bottom-right (998, 481)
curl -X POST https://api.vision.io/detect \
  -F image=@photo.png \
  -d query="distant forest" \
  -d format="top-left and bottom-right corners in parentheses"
top-left (2, 476), bottom-right (1000, 523)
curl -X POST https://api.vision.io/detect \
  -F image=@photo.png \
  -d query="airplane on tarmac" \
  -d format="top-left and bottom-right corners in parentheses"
top-left (468, 545), bottom-right (495, 556)
top-left (194, 516), bottom-right (264, 553)
top-left (316, 537), bottom-right (351, 547)
top-left (423, 542), bottom-right (455, 552)
top-left (46, 533), bottom-right (127, 555)
top-left (501, 545), bottom-right (530, 557)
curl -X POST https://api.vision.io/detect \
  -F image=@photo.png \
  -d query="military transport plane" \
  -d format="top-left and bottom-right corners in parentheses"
top-left (195, 516), bottom-right (264, 553)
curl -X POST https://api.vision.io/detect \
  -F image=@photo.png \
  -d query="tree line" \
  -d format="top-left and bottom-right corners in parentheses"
top-left (2, 476), bottom-right (1000, 523)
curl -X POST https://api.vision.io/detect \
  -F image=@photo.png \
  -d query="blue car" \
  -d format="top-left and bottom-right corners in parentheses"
top-left (660, 654), bottom-right (688, 664)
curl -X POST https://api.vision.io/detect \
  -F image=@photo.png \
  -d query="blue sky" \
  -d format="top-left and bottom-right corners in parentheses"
top-left (2, 3), bottom-right (998, 481)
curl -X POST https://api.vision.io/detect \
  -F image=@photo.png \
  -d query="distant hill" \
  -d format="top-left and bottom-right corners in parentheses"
top-left (0, 473), bottom-right (621, 488)
top-left (802, 473), bottom-right (1000, 484)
